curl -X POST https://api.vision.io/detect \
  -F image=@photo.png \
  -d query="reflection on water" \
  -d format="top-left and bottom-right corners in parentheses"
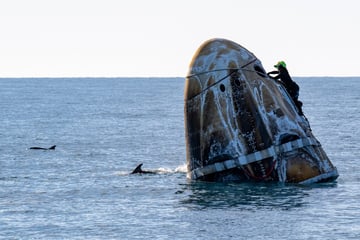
top-left (179, 181), bottom-right (337, 211)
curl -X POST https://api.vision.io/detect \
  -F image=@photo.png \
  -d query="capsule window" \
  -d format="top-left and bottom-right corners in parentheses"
top-left (220, 84), bottom-right (225, 92)
top-left (254, 65), bottom-right (266, 77)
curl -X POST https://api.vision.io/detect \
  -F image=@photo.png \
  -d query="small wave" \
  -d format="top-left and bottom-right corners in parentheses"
top-left (152, 164), bottom-right (187, 174)
top-left (114, 171), bottom-right (131, 176)
top-left (175, 164), bottom-right (187, 173)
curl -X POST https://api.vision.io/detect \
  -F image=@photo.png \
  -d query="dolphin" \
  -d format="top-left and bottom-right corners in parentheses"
top-left (29, 145), bottom-right (56, 150)
top-left (131, 163), bottom-right (156, 174)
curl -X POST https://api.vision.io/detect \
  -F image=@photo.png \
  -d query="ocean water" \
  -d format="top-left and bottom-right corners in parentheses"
top-left (0, 77), bottom-right (359, 239)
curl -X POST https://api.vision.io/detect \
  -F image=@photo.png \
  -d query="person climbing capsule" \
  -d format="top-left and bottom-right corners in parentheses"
top-left (267, 61), bottom-right (304, 115)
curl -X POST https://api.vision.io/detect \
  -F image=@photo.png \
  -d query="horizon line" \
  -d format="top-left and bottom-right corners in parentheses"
top-left (1, 76), bottom-right (360, 79)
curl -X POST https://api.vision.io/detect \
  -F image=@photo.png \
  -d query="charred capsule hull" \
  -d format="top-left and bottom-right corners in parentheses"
top-left (184, 38), bottom-right (338, 184)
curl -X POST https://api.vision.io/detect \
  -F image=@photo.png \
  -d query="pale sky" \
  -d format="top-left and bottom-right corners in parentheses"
top-left (0, 0), bottom-right (359, 77)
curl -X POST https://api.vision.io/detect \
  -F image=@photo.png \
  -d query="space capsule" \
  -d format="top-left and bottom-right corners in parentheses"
top-left (184, 38), bottom-right (338, 184)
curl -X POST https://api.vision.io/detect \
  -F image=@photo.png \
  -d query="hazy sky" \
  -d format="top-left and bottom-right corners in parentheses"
top-left (1, 0), bottom-right (359, 77)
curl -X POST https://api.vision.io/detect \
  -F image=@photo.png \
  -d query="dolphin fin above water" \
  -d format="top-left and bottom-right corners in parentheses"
top-left (29, 145), bottom-right (56, 150)
top-left (131, 163), bottom-right (156, 174)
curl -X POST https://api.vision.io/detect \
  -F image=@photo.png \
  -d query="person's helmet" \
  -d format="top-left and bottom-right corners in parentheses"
top-left (274, 61), bottom-right (286, 69)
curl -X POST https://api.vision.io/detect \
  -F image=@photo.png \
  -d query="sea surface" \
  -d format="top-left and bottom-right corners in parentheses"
top-left (0, 77), bottom-right (359, 239)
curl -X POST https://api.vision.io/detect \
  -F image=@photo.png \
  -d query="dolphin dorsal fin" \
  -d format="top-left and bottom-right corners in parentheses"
top-left (131, 163), bottom-right (143, 174)
top-left (48, 145), bottom-right (56, 150)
